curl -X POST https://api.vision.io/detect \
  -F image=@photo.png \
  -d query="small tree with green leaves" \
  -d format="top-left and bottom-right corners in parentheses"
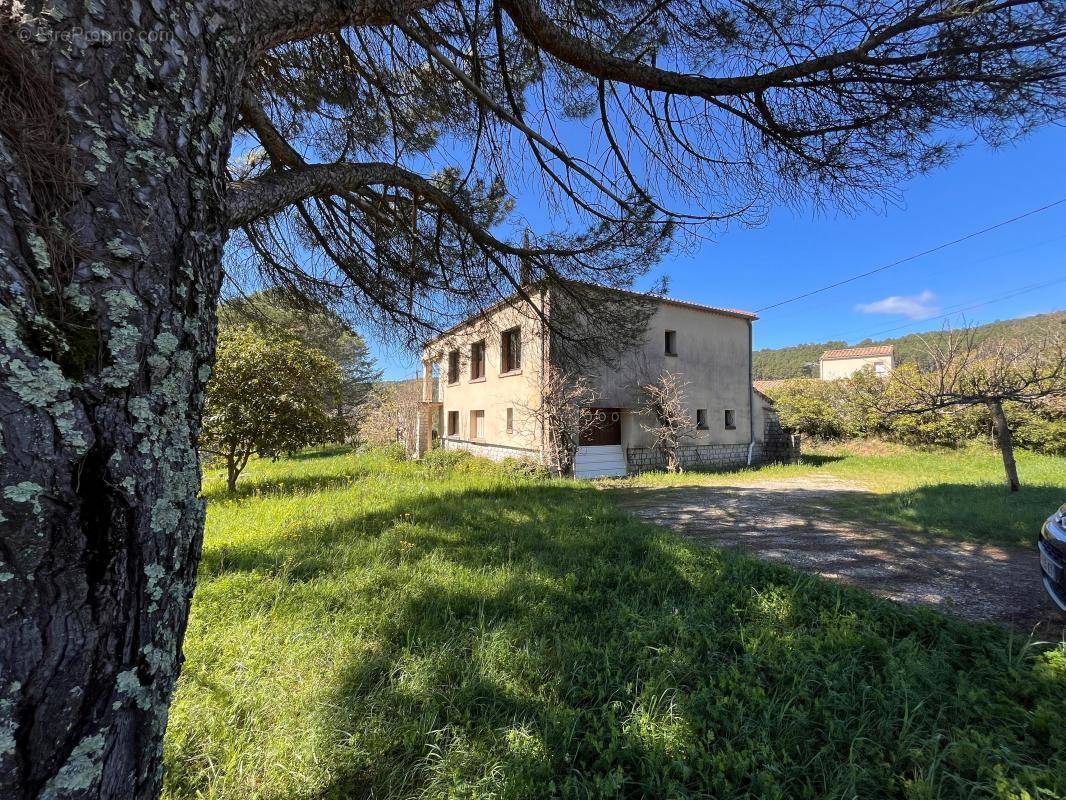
top-left (883, 324), bottom-right (1066, 492)
top-left (218, 289), bottom-right (382, 421)
top-left (201, 327), bottom-right (347, 491)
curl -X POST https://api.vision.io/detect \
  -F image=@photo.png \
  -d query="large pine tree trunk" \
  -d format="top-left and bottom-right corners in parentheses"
top-left (988, 399), bottom-right (1021, 492)
top-left (0, 5), bottom-right (242, 796)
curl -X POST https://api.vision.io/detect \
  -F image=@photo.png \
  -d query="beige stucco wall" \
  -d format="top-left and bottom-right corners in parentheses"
top-left (819, 355), bottom-right (893, 380)
top-left (424, 292), bottom-right (760, 456)
top-left (582, 302), bottom-right (755, 448)
top-left (425, 297), bottom-right (548, 455)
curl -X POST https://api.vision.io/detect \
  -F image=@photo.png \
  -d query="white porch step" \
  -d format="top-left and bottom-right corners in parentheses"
top-left (574, 445), bottom-right (627, 479)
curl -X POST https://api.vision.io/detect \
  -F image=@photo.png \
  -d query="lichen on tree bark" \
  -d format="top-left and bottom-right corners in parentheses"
top-left (0, 3), bottom-right (242, 795)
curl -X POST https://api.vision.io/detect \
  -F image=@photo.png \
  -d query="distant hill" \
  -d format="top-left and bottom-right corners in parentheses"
top-left (753, 311), bottom-right (1066, 379)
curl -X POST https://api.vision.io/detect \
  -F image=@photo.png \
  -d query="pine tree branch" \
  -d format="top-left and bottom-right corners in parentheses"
top-left (228, 161), bottom-right (573, 259)
top-left (497, 0), bottom-right (1061, 99)
top-left (250, 0), bottom-right (440, 49)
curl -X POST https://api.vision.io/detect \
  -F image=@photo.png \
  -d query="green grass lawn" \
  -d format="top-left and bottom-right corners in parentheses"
top-left (163, 447), bottom-right (1066, 799)
top-left (617, 441), bottom-right (1065, 548)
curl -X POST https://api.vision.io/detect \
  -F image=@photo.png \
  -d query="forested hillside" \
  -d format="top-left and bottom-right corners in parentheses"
top-left (753, 311), bottom-right (1065, 379)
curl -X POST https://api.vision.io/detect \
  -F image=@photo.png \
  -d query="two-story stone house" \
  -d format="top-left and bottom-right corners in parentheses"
top-left (417, 283), bottom-right (796, 477)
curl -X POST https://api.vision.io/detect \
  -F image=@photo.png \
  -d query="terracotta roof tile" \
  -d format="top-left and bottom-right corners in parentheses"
top-left (562, 280), bottom-right (758, 320)
top-left (820, 345), bottom-right (894, 361)
top-left (753, 378), bottom-right (800, 392)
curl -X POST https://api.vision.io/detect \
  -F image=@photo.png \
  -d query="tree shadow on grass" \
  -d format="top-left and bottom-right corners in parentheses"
top-left (196, 482), bottom-right (623, 582)
top-left (199, 466), bottom-right (378, 503)
top-left (286, 445), bottom-right (355, 461)
top-left (799, 452), bottom-right (847, 466)
top-left (181, 479), bottom-right (1066, 799)
top-left (826, 481), bottom-right (1061, 548)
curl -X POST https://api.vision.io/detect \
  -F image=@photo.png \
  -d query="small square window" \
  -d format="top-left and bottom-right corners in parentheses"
top-left (724, 409), bottom-right (736, 430)
top-left (506, 407), bottom-right (514, 434)
top-left (665, 330), bottom-right (677, 356)
top-left (447, 410), bottom-right (459, 436)
top-left (470, 341), bottom-right (485, 380)
top-left (696, 409), bottom-right (708, 430)
top-left (447, 350), bottom-right (460, 384)
top-left (470, 410), bottom-right (485, 439)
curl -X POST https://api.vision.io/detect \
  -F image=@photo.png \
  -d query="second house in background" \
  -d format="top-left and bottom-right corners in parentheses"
top-left (819, 345), bottom-right (895, 380)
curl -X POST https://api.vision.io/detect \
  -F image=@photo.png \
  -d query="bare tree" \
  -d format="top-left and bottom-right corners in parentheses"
top-left (358, 379), bottom-right (424, 453)
top-left (637, 371), bottom-right (698, 472)
top-left (885, 323), bottom-right (1066, 491)
top-left (2, 0), bottom-right (1065, 793)
top-left (518, 366), bottom-right (600, 475)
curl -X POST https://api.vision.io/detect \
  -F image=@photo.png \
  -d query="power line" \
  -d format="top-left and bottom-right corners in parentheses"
top-left (755, 198), bottom-right (1066, 313)
top-left (759, 231), bottom-right (1066, 324)
top-left (839, 276), bottom-right (1066, 342)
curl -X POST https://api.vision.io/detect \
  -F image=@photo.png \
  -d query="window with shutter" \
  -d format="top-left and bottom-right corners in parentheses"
top-left (501, 327), bottom-right (521, 372)
top-left (470, 341), bottom-right (485, 380)
top-left (447, 350), bottom-right (460, 384)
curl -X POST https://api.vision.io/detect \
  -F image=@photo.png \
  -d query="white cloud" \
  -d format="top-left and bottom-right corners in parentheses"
top-left (856, 290), bottom-right (940, 320)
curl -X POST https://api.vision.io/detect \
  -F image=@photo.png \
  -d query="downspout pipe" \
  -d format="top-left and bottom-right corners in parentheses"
top-left (746, 318), bottom-right (756, 466)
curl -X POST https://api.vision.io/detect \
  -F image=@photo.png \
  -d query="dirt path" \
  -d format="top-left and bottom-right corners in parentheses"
top-left (617, 475), bottom-right (1064, 635)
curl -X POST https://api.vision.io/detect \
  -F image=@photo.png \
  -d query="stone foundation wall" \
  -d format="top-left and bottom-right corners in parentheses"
top-left (625, 411), bottom-right (799, 474)
top-left (440, 437), bottom-right (539, 462)
top-left (760, 411), bottom-right (801, 465)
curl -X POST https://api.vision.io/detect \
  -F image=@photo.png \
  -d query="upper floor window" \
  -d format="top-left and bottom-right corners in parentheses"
top-left (501, 327), bottom-right (522, 373)
top-left (447, 350), bottom-right (460, 384)
top-left (665, 330), bottom-right (677, 356)
top-left (874, 362), bottom-right (888, 376)
top-left (470, 340), bottom-right (486, 380)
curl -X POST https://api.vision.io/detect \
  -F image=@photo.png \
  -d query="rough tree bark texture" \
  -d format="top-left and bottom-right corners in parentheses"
top-left (988, 400), bottom-right (1021, 493)
top-left (0, 3), bottom-right (243, 797)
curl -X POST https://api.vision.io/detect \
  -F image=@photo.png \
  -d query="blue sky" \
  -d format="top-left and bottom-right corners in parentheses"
top-left (369, 124), bottom-right (1066, 379)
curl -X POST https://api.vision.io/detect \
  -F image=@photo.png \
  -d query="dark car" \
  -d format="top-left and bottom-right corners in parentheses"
top-left (1039, 503), bottom-right (1066, 612)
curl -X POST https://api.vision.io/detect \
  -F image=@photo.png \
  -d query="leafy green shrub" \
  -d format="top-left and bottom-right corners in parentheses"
top-left (1010, 397), bottom-right (1066, 456)
top-left (419, 448), bottom-right (475, 472)
top-left (883, 405), bottom-right (987, 448)
top-left (497, 456), bottom-right (550, 479)
top-left (764, 379), bottom-right (854, 439)
top-left (765, 370), bottom-right (1063, 455)
top-left (357, 441), bottom-right (409, 462)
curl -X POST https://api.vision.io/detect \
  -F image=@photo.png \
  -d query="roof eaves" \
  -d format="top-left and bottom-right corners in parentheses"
top-left (820, 345), bottom-right (895, 360)
top-left (421, 280), bottom-right (757, 351)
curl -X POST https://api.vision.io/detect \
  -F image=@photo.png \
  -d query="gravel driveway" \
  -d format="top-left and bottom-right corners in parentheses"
top-left (617, 475), bottom-right (1065, 635)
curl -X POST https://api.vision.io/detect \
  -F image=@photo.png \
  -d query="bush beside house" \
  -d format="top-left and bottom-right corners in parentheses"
top-left (765, 373), bottom-right (1065, 455)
